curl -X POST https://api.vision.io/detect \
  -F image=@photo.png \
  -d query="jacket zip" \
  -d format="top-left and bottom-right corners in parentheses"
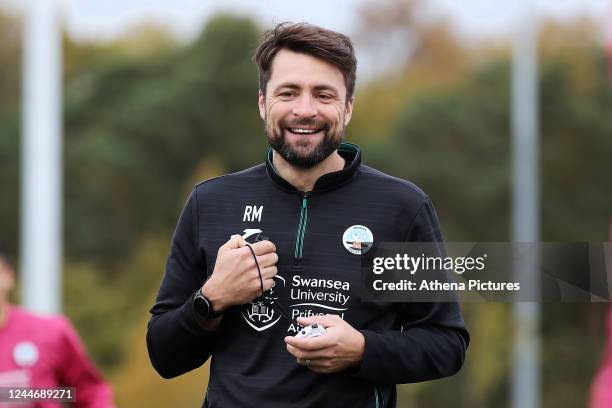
top-left (374, 386), bottom-right (383, 408)
top-left (294, 192), bottom-right (309, 260)
top-left (374, 386), bottom-right (380, 408)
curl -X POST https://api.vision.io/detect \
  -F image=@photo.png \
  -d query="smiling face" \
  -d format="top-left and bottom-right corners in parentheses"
top-left (258, 49), bottom-right (354, 169)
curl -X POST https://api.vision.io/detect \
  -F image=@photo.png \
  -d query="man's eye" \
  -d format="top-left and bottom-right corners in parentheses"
top-left (279, 92), bottom-right (295, 98)
top-left (317, 94), bottom-right (333, 101)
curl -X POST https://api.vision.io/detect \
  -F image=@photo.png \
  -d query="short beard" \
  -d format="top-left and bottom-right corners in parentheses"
top-left (266, 118), bottom-right (343, 169)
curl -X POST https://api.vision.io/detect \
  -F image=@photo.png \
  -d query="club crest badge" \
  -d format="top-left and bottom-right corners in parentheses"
top-left (342, 225), bottom-right (374, 255)
top-left (241, 275), bottom-right (286, 332)
top-left (239, 227), bottom-right (288, 332)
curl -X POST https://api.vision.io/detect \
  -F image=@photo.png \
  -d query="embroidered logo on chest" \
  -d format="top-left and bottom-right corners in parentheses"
top-left (342, 225), bottom-right (374, 255)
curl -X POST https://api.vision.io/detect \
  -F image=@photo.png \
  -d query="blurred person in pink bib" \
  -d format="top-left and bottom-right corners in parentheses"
top-left (590, 225), bottom-right (612, 408)
top-left (0, 244), bottom-right (114, 408)
top-left (591, 307), bottom-right (612, 408)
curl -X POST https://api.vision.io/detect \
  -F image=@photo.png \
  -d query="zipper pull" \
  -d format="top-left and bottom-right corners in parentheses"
top-left (301, 192), bottom-right (309, 208)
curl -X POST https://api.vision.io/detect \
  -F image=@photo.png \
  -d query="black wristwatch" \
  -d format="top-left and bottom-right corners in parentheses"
top-left (193, 288), bottom-right (221, 320)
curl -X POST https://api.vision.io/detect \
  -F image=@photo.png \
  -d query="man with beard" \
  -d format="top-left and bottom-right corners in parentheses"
top-left (147, 23), bottom-right (469, 408)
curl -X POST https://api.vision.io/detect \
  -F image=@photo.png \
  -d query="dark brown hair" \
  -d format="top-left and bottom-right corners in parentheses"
top-left (253, 22), bottom-right (357, 102)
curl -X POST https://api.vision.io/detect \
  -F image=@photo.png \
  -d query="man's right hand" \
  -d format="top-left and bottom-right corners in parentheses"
top-left (202, 234), bottom-right (278, 314)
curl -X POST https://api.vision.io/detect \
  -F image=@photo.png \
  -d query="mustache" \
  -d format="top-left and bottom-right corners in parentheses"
top-left (279, 118), bottom-right (331, 131)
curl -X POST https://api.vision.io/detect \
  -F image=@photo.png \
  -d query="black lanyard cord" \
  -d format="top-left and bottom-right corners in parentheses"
top-left (244, 243), bottom-right (296, 325)
top-left (245, 243), bottom-right (265, 296)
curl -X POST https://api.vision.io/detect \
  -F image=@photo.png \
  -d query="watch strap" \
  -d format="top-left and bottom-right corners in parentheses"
top-left (193, 288), bottom-right (221, 320)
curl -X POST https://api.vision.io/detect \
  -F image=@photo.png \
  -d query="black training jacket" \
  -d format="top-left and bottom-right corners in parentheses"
top-left (147, 143), bottom-right (469, 408)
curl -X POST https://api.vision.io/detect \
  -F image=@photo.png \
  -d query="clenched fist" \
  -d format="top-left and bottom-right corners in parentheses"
top-left (202, 234), bottom-right (278, 314)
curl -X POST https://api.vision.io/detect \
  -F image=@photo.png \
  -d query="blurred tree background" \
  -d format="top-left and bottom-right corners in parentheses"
top-left (0, 1), bottom-right (611, 406)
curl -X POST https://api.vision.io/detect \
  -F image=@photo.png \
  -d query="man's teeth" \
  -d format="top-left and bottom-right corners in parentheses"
top-left (289, 128), bottom-right (319, 134)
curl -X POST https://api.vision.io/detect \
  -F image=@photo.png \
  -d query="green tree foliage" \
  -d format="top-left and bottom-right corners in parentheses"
top-left (365, 60), bottom-right (512, 242)
top-left (1, 7), bottom-right (611, 407)
top-left (0, 10), bottom-right (20, 111)
top-left (359, 23), bottom-right (611, 407)
top-left (0, 9), bottom-right (21, 256)
top-left (63, 15), bottom-right (263, 264)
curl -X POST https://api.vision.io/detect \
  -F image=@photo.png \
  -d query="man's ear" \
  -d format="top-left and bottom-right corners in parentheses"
top-left (258, 90), bottom-right (266, 121)
top-left (344, 96), bottom-right (354, 126)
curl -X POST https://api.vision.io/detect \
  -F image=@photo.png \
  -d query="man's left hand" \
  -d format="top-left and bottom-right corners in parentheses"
top-left (284, 315), bottom-right (365, 374)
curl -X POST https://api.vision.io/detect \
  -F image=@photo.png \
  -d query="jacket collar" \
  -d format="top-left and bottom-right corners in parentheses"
top-left (265, 142), bottom-right (361, 193)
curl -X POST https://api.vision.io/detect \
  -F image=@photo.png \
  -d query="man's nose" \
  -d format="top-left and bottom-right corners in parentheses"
top-left (291, 94), bottom-right (318, 118)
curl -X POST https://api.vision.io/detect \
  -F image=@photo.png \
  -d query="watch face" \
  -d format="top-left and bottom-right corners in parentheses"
top-left (194, 293), bottom-right (210, 318)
